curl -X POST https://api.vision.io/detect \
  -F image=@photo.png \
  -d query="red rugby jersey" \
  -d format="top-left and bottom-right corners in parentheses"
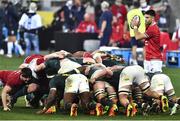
top-left (24, 54), bottom-right (44, 64)
top-left (144, 23), bottom-right (162, 61)
top-left (0, 70), bottom-right (24, 87)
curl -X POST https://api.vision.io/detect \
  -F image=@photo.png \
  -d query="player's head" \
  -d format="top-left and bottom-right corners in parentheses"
top-left (84, 13), bottom-right (91, 22)
top-left (140, 0), bottom-right (147, 7)
top-left (115, 0), bottom-right (122, 6)
top-left (145, 10), bottom-right (156, 25)
top-left (44, 57), bottom-right (60, 78)
top-left (29, 2), bottom-right (37, 13)
top-left (101, 1), bottom-right (109, 12)
top-left (133, 1), bottom-right (140, 8)
top-left (20, 67), bottom-right (32, 82)
top-left (66, 0), bottom-right (73, 7)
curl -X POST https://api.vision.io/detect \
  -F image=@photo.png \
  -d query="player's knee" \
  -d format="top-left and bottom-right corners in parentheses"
top-left (94, 89), bottom-right (105, 102)
top-left (109, 92), bottom-right (117, 100)
top-left (140, 82), bottom-right (150, 93)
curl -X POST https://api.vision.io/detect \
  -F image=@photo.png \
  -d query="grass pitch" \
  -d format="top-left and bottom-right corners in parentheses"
top-left (0, 55), bottom-right (180, 120)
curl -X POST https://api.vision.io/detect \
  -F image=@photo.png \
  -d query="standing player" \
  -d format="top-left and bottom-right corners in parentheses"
top-left (84, 63), bottom-right (119, 116)
top-left (127, 1), bottom-right (145, 65)
top-left (131, 9), bottom-right (162, 78)
top-left (98, 1), bottom-right (113, 46)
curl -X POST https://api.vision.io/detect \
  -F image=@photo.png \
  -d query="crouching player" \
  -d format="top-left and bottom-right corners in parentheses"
top-left (151, 73), bottom-right (180, 115)
top-left (0, 68), bottom-right (34, 111)
top-left (118, 65), bottom-right (169, 117)
top-left (85, 63), bottom-right (119, 116)
top-left (16, 54), bottom-right (48, 108)
top-left (63, 73), bottom-right (96, 116)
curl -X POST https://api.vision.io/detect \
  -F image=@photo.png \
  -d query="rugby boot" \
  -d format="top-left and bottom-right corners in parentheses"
top-left (141, 103), bottom-right (151, 116)
top-left (108, 104), bottom-right (118, 116)
top-left (131, 103), bottom-right (138, 116)
top-left (161, 95), bottom-right (169, 112)
top-left (126, 104), bottom-right (133, 117)
top-left (96, 103), bottom-right (103, 116)
top-left (45, 106), bottom-right (56, 114)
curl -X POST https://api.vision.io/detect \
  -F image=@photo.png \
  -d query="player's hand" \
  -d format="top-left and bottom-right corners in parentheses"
top-left (106, 68), bottom-right (113, 77)
top-left (131, 16), bottom-right (140, 28)
top-left (98, 32), bottom-right (103, 39)
top-left (89, 78), bottom-right (96, 84)
top-left (3, 107), bottom-right (11, 111)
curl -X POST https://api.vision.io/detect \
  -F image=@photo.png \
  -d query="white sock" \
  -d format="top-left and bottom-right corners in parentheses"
top-left (7, 41), bottom-right (13, 55)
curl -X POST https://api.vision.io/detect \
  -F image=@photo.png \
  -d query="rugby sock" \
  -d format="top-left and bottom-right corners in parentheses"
top-left (150, 102), bottom-right (159, 112)
top-left (45, 102), bottom-right (56, 111)
top-left (45, 95), bottom-right (56, 109)
top-left (159, 95), bottom-right (162, 100)
top-left (12, 86), bottom-right (28, 102)
top-left (100, 97), bottom-right (113, 107)
top-left (177, 98), bottom-right (180, 105)
top-left (169, 101), bottom-right (175, 108)
top-left (65, 103), bottom-right (72, 111)
top-left (100, 97), bottom-right (114, 113)
top-left (137, 101), bottom-right (142, 108)
top-left (87, 102), bottom-right (96, 110)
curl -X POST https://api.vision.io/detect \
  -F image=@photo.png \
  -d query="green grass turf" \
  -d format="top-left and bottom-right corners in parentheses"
top-left (0, 55), bottom-right (180, 120)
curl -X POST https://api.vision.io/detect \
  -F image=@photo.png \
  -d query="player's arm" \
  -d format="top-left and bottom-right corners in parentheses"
top-left (44, 53), bottom-right (59, 60)
top-left (34, 63), bottom-right (46, 72)
top-left (44, 50), bottom-right (70, 60)
top-left (89, 68), bottom-right (113, 84)
top-left (108, 65), bottom-right (125, 72)
top-left (19, 63), bottom-right (28, 69)
top-left (1, 85), bottom-right (12, 111)
top-left (98, 20), bottom-right (107, 38)
top-left (131, 18), bottom-right (147, 40)
top-left (93, 53), bottom-right (103, 63)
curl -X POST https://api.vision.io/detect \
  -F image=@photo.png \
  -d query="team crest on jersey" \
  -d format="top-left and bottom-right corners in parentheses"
top-left (121, 73), bottom-right (130, 81)
top-left (66, 79), bottom-right (72, 88)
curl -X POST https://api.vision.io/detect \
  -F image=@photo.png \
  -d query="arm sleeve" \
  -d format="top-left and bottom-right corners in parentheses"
top-left (36, 15), bottom-right (42, 28)
top-left (19, 14), bottom-right (26, 26)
